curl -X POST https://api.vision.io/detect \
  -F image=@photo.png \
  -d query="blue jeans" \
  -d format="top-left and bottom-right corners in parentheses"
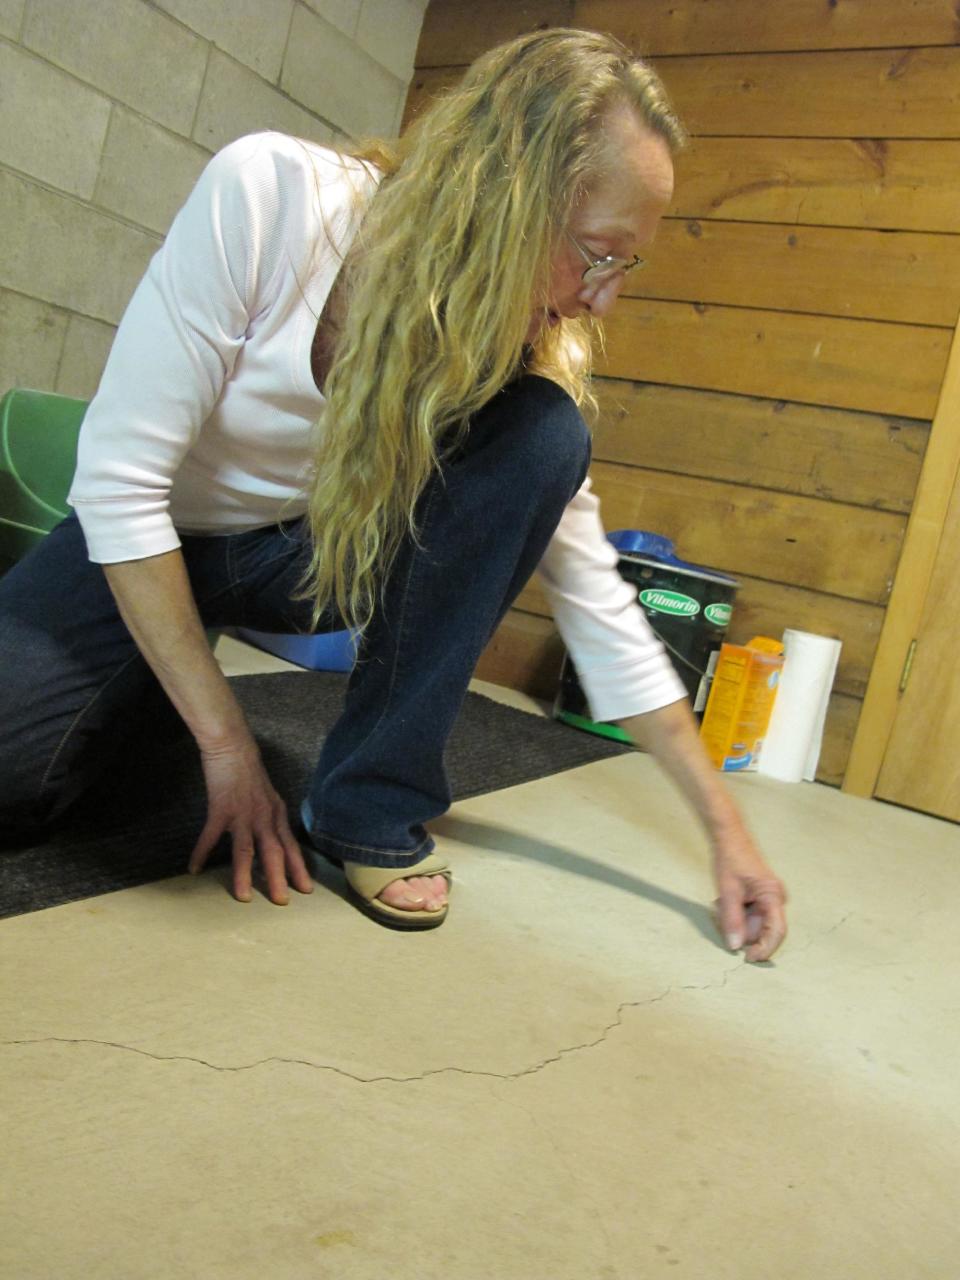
top-left (0, 375), bottom-right (590, 866)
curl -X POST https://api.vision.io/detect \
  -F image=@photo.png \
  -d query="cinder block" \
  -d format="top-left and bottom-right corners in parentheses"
top-left (356, 0), bottom-right (426, 82)
top-left (94, 108), bottom-right (209, 235)
top-left (55, 314), bottom-right (117, 400)
top-left (22, 0), bottom-right (208, 137)
top-left (0, 169), bottom-right (161, 325)
top-left (0, 43), bottom-right (110, 199)
top-left (299, 0), bottom-right (362, 39)
top-left (0, 0), bottom-right (26, 40)
top-left (194, 48), bottom-right (333, 153)
top-left (153, 0), bottom-right (294, 83)
top-left (281, 6), bottom-right (406, 138)
top-left (0, 288), bottom-right (68, 396)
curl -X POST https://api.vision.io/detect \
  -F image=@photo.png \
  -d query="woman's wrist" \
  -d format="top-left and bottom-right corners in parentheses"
top-left (187, 697), bottom-right (256, 756)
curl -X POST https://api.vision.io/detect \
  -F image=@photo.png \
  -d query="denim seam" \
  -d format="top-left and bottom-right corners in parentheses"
top-left (225, 532), bottom-right (239, 600)
top-left (233, 545), bottom-right (302, 580)
top-left (349, 478), bottom-right (439, 746)
top-left (310, 477), bottom-right (442, 852)
top-left (38, 649), bottom-right (147, 800)
top-left (231, 551), bottom-right (308, 628)
top-left (36, 569), bottom-right (250, 802)
top-left (222, 531), bottom-right (309, 627)
top-left (311, 829), bottom-right (433, 860)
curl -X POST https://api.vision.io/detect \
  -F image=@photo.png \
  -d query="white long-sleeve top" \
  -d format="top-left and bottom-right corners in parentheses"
top-left (69, 131), bottom-right (686, 723)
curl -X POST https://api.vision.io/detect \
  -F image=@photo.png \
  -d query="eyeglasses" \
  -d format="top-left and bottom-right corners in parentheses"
top-left (566, 231), bottom-right (645, 284)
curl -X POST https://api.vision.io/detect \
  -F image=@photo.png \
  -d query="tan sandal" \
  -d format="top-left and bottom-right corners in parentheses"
top-left (324, 850), bottom-right (452, 931)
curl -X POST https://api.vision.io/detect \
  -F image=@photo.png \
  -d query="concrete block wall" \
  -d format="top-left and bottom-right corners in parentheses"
top-left (0, 0), bottom-right (429, 401)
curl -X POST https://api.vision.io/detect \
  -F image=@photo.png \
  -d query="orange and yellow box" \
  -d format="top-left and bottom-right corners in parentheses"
top-left (699, 636), bottom-right (784, 772)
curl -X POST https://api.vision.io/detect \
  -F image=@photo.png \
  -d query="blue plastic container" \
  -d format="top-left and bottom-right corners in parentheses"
top-left (235, 627), bottom-right (358, 672)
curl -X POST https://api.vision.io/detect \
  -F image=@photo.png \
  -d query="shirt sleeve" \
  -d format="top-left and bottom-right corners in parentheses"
top-left (68, 134), bottom-right (294, 563)
top-left (537, 476), bottom-right (688, 723)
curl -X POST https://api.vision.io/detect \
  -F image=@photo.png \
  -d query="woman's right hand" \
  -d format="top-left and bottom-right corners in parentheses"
top-left (188, 735), bottom-right (314, 904)
top-left (102, 552), bottom-right (313, 906)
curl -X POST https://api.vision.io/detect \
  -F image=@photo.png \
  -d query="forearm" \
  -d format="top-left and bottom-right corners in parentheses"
top-left (617, 698), bottom-right (787, 959)
top-left (103, 551), bottom-right (249, 751)
top-left (615, 698), bottom-right (749, 846)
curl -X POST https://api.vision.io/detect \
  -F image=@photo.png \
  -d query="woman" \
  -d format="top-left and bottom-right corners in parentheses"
top-left (0, 29), bottom-right (786, 957)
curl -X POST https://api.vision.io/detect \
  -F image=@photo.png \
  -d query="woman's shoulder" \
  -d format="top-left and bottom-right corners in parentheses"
top-left (206, 131), bottom-right (380, 208)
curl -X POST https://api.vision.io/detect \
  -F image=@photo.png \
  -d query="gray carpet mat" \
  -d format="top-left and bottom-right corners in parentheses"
top-left (0, 671), bottom-right (631, 919)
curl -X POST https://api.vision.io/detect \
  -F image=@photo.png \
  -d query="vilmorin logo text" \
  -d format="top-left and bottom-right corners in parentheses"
top-left (639, 589), bottom-right (700, 617)
top-left (704, 602), bottom-right (732, 626)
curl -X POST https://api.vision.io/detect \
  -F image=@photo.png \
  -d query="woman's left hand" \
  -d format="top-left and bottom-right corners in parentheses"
top-left (615, 700), bottom-right (788, 962)
top-left (712, 832), bottom-right (787, 963)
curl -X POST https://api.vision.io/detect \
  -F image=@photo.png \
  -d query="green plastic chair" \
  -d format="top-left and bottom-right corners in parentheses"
top-left (0, 386), bottom-right (225, 650)
top-left (0, 387), bottom-right (88, 575)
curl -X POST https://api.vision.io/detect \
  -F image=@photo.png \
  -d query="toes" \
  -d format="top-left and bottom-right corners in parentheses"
top-left (408, 874), bottom-right (448, 911)
top-left (379, 878), bottom-right (426, 909)
top-left (422, 874), bottom-right (448, 911)
top-left (377, 873), bottom-right (448, 912)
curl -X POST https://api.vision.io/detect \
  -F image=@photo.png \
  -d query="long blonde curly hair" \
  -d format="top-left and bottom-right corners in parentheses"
top-left (300, 27), bottom-right (685, 632)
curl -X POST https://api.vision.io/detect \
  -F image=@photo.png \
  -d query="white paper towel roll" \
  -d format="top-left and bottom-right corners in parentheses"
top-left (758, 630), bottom-right (842, 782)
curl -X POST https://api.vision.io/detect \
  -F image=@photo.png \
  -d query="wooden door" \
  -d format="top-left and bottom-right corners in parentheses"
top-left (875, 458), bottom-right (960, 821)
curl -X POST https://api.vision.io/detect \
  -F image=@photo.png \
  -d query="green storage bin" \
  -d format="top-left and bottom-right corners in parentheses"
top-left (0, 388), bottom-right (89, 573)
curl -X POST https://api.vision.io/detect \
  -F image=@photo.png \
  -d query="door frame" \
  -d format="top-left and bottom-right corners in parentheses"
top-left (843, 311), bottom-right (960, 797)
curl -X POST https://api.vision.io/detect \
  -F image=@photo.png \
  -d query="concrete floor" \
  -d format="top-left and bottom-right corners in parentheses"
top-left (1, 637), bottom-right (958, 1279)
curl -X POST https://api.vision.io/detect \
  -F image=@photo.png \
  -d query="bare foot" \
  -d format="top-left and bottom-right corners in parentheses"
top-left (378, 873), bottom-right (448, 913)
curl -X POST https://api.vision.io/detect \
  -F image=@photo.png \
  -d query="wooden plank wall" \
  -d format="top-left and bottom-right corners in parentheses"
top-left (409, 0), bottom-right (960, 785)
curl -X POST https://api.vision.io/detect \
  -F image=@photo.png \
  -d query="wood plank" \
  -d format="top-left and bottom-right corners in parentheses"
top-left (845, 315), bottom-right (960, 797)
top-left (649, 48), bottom-right (960, 139)
top-left (474, 608), bottom-right (565, 700)
top-left (402, 65), bottom-right (462, 130)
top-left (575, 0), bottom-right (960, 56)
top-left (513, 576), bottom-right (555, 618)
top-left (406, 89), bottom-right (960, 236)
top-left (875, 442), bottom-right (960, 820)
top-left (416, 0), bottom-right (574, 68)
top-left (599, 299), bottom-right (951, 419)
top-left (475, 608), bottom-right (860, 785)
top-left (636, 219), bottom-right (960, 328)
top-left (591, 380), bottom-right (927, 514)
top-left (588, 460), bottom-right (905, 603)
top-left (815, 692), bottom-right (860, 787)
top-left (721, 577), bottom-right (880, 700)
top-left (514, 572), bottom-right (883, 699)
top-left (672, 138), bottom-right (960, 234)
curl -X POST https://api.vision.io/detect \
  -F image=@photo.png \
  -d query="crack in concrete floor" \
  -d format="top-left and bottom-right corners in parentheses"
top-left (1, 962), bottom-right (744, 1085)
top-left (4, 907), bottom-right (863, 1086)
top-left (794, 911), bottom-right (854, 952)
